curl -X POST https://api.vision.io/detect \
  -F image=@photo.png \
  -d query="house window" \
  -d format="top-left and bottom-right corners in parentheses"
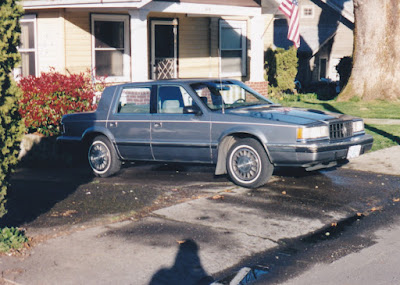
top-left (301, 6), bottom-right (314, 19)
top-left (219, 20), bottom-right (247, 77)
top-left (319, 58), bottom-right (328, 80)
top-left (91, 14), bottom-right (130, 82)
top-left (16, 15), bottom-right (37, 78)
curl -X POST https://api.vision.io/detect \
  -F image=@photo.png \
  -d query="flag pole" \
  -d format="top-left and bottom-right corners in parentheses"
top-left (262, 5), bottom-right (281, 38)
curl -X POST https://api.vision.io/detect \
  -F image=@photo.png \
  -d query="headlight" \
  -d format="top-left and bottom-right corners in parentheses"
top-left (297, 126), bottom-right (329, 140)
top-left (352, 120), bottom-right (364, 133)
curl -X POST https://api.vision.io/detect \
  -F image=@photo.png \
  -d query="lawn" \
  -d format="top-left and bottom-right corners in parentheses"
top-left (274, 96), bottom-right (400, 152)
top-left (275, 96), bottom-right (400, 119)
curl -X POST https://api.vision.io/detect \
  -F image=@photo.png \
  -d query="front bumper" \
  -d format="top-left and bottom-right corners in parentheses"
top-left (267, 134), bottom-right (374, 169)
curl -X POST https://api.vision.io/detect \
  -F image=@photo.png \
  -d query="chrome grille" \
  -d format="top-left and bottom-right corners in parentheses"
top-left (329, 121), bottom-right (353, 140)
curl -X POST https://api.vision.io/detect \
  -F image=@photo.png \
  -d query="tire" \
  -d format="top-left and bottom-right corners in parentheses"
top-left (226, 138), bottom-right (274, 188)
top-left (88, 136), bottom-right (121, 177)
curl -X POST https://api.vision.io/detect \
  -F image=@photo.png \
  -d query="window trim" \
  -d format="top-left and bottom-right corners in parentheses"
top-left (301, 6), bottom-right (314, 19)
top-left (219, 20), bottom-right (247, 77)
top-left (91, 14), bottom-right (131, 82)
top-left (16, 14), bottom-right (37, 78)
top-left (319, 57), bottom-right (328, 80)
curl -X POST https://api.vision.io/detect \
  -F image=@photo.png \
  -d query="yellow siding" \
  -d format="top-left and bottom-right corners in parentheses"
top-left (332, 23), bottom-right (353, 56)
top-left (37, 11), bottom-right (65, 73)
top-left (263, 14), bottom-right (274, 50)
top-left (64, 12), bottom-right (91, 74)
top-left (179, 16), bottom-right (217, 78)
top-left (148, 13), bottom-right (220, 78)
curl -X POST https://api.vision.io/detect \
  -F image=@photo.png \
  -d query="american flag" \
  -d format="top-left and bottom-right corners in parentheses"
top-left (279, 0), bottom-right (300, 48)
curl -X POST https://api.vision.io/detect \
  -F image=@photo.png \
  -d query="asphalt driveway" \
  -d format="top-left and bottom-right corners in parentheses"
top-left (1, 146), bottom-right (400, 284)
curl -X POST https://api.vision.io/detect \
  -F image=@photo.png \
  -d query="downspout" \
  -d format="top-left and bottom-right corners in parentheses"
top-left (208, 17), bottom-right (212, 78)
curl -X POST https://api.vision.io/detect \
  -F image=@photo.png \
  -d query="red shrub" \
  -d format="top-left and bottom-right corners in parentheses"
top-left (18, 70), bottom-right (106, 136)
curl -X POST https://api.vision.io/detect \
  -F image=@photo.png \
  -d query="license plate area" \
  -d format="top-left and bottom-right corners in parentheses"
top-left (347, 145), bottom-right (361, 159)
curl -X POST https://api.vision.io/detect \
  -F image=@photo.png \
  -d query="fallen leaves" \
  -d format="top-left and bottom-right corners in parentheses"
top-left (50, 210), bottom-right (78, 217)
top-left (211, 195), bottom-right (224, 200)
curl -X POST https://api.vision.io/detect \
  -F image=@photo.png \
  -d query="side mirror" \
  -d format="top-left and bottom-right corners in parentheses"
top-left (183, 105), bottom-right (202, 116)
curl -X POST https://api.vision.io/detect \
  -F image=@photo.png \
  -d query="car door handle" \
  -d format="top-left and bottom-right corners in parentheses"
top-left (109, 122), bottom-right (118, 127)
top-left (154, 122), bottom-right (162, 128)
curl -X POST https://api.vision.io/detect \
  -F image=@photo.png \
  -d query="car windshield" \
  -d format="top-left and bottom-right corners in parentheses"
top-left (190, 81), bottom-right (273, 111)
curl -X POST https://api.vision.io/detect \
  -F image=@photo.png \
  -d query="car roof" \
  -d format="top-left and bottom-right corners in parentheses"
top-left (114, 78), bottom-right (240, 87)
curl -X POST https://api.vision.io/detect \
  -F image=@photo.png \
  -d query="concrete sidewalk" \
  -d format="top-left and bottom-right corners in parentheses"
top-left (282, 220), bottom-right (400, 285)
top-left (343, 145), bottom-right (400, 176)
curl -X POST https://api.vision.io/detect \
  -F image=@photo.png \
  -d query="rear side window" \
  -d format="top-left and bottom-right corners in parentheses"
top-left (117, 87), bottom-right (151, 114)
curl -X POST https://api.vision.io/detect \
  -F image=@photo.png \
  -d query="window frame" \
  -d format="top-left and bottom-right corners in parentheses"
top-left (219, 20), bottom-right (247, 77)
top-left (91, 14), bottom-right (131, 82)
top-left (16, 14), bottom-right (37, 79)
top-left (319, 57), bottom-right (328, 80)
top-left (301, 6), bottom-right (314, 19)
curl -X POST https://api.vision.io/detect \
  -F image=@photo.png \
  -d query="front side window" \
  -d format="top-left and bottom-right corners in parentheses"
top-left (16, 15), bottom-right (37, 78)
top-left (91, 14), bottom-right (130, 82)
top-left (191, 81), bottom-right (272, 111)
top-left (219, 20), bottom-right (247, 77)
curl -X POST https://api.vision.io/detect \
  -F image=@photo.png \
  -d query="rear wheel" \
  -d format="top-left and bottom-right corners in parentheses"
top-left (88, 136), bottom-right (121, 177)
top-left (226, 138), bottom-right (273, 188)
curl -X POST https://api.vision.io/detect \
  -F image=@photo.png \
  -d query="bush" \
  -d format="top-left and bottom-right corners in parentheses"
top-left (0, 227), bottom-right (28, 253)
top-left (265, 47), bottom-right (298, 94)
top-left (18, 70), bottom-right (105, 136)
top-left (0, 0), bottom-right (25, 219)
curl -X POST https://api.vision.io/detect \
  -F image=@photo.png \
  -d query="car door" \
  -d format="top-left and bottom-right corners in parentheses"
top-left (151, 84), bottom-right (212, 163)
top-left (107, 85), bottom-right (154, 160)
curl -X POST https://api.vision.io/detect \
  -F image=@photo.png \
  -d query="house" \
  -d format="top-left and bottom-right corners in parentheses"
top-left (264, 0), bottom-right (354, 89)
top-left (18, 0), bottom-right (280, 96)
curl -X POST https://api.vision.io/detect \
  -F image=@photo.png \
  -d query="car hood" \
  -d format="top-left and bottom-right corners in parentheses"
top-left (226, 105), bottom-right (353, 125)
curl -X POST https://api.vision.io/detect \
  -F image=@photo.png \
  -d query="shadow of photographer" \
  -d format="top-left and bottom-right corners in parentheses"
top-left (149, 239), bottom-right (214, 285)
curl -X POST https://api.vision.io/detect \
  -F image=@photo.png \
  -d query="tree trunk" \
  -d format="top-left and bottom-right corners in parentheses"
top-left (340, 0), bottom-right (400, 101)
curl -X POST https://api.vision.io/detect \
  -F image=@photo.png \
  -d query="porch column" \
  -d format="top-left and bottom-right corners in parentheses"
top-left (129, 9), bottom-right (149, 81)
top-left (249, 15), bottom-right (265, 82)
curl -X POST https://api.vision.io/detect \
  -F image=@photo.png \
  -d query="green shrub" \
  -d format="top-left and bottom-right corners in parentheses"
top-left (0, 0), bottom-right (25, 219)
top-left (265, 47), bottom-right (298, 94)
top-left (0, 227), bottom-right (28, 252)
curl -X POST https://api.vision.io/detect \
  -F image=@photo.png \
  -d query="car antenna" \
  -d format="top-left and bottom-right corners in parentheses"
top-left (218, 49), bottom-right (225, 114)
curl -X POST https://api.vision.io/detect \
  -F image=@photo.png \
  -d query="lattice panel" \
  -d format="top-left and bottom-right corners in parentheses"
top-left (155, 58), bottom-right (175, 79)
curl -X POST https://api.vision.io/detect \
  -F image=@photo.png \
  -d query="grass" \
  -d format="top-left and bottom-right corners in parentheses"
top-left (275, 95), bottom-right (400, 119)
top-left (273, 94), bottom-right (400, 152)
top-left (365, 124), bottom-right (400, 152)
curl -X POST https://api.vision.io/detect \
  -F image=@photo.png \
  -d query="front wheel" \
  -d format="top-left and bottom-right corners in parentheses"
top-left (226, 138), bottom-right (274, 188)
top-left (88, 136), bottom-right (121, 177)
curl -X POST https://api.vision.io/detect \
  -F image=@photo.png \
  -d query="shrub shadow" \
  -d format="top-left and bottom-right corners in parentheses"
top-left (0, 135), bottom-right (92, 227)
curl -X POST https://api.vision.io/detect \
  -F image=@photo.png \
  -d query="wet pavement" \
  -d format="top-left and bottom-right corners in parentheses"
top-left (0, 147), bottom-right (399, 284)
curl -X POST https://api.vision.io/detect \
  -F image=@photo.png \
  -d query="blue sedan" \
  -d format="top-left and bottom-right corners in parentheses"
top-left (58, 79), bottom-right (373, 188)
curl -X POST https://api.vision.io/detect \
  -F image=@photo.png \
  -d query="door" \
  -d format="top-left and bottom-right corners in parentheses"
top-left (107, 85), bottom-right (154, 160)
top-left (151, 19), bottom-right (178, 79)
top-left (151, 85), bottom-right (212, 163)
